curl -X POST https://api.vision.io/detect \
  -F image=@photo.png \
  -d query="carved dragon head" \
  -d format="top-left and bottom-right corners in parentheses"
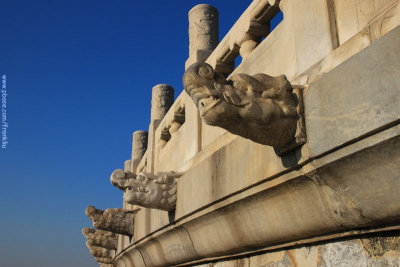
top-left (82, 228), bottom-right (117, 250)
top-left (110, 169), bottom-right (180, 211)
top-left (183, 62), bottom-right (299, 148)
top-left (85, 206), bottom-right (136, 236)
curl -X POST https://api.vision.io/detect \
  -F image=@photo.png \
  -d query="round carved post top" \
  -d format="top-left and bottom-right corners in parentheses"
top-left (151, 84), bottom-right (174, 122)
top-left (132, 130), bottom-right (148, 151)
top-left (187, 3), bottom-right (218, 69)
top-left (131, 130), bottom-right (148, 173)
top-left (188, 4), bottom-right (219, 51)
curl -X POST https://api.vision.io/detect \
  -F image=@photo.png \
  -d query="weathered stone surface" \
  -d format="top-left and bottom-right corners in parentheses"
top-left (89, 246), bottom-right (114, 258)
top-left (116, 131), bottom-right (400, 266)
top-left (138, 227), bottom-right (200, 266)
top-left (243, 233), bottom-right (400, 267)
top-left (204, 0), bottom-right (281, 76)
top-left (151, 84), bottom-right (174, 124)
top-left (186, 4), bottom-right (219, 69)
top-left (95, 256), bottom-right (113, 264)
top-left (183, 62), bottom-right (304, 149)
top-left (85, 206), bottom-right (138, 236)
top-left (306, 26), bottom-right (400, 157)
top-left (111, 169), bottom-right (182, 211)
top-left (131, 130), bottom-right (148, 174)
top-left (115, 247), bottom-right (147, 267)
top-left (82, 227), bottom-right (118, 250)
top-left (154, 92), bottom-right (201, 173)
top-left (335, 0), bottom-right (398, 45)
top-left (100, 1), bottom-right (400, 266)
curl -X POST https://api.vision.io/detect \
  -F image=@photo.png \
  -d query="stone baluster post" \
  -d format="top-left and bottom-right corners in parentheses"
top-left (185, 4), bottom-right (219, 70)
top-left (131, 130), bottom-right (148, 174)
top-left (147, 84), bottom-right (174, 173)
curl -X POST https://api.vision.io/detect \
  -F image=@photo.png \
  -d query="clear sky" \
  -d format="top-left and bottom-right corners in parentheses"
top-left (0, 1), bottom-right (282, 266)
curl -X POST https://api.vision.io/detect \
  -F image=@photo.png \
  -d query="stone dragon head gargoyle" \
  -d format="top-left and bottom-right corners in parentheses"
top-left (82, 227), bottom-right (117, 250)
top-left (110, 170), bottom-right (182, 211)
top-left (85, 206), bottom-right (137, 236)
top-left (183, 62), bottom-right (304, 151)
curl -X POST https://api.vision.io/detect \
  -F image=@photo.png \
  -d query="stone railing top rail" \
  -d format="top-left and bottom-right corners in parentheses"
top-left (205, 0), bottom-right (281, 75)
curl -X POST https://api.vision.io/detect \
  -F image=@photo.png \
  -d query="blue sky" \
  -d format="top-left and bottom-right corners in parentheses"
top-left (0, 1), bottom-right (281, 266)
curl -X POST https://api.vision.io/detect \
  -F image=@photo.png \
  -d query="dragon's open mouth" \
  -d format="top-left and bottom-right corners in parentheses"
top-left (198, 95), bottom-right (221, 116)
top-left (124, 183), bottom-right (149, 193)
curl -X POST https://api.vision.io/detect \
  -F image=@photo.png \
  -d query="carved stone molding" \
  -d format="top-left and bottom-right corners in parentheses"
top-left (82, 227), bottom-right (118, 250)
top-left (95, 257), bottom-right (113, 264)
top-left (85, 206), bottom-right (138, 236)
top-left (183, 62), bottom-right (305, 152)
top-left (110, 170), bottom-right (183, 211)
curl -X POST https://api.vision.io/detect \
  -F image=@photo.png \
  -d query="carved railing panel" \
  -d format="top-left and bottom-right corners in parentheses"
top-left (206, 0), bottom-right (282, 75)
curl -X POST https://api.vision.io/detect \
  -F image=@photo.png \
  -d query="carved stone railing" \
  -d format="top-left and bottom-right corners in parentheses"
top-left (85, 206), bottom-right (138, 236)
top-left (109, 1), bottom-right (400, 266)
top-left (157, 95), bottom-right (186, 151)
top-left (205, 0), bottom-right (281, 75)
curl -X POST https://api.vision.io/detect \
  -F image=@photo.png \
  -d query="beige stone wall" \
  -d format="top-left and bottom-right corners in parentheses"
top-left (127, 0), bottom-right (400, 242)
top-left (195, 233), bottom-right (400, 267)
top-left (335, 0), bottom-right (400, 44)
top-left (113, 0), bottom-right (400, 266)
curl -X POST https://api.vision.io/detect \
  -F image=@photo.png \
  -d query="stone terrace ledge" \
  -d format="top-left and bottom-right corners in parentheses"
top-left (113, 1), bottom-right (400, 266)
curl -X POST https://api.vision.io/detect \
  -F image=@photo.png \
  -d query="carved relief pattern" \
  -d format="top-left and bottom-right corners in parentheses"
top-left (88, 246), bottom-right (114, 258)
top-left (131, 130), bottom-right (148, 173)
top-left (111, 169), bottom-right (182, 211)
top-left (85, 206), bottom-right (137, 236)
top-left (82, 227), bottom-right (118, 250)
top-left (183, 62), bottom-right (303, 150)
top-left (151, 84), bottom-right (174, 122)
